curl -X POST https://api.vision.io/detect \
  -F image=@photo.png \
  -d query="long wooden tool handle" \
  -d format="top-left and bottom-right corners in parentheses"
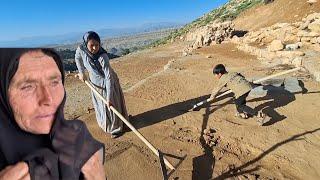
top-left (252, 67), bottom-right (301, 84)
top-left (110, 106), bottom-right (175, 170)
top-left (84, 81), bottom-right (175, 170)
top-left (193, 67), bottom-right (301, 109)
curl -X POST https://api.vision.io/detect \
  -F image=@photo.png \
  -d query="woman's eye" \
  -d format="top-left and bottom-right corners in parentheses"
top-left (20, 85), bottom-right (33, 91)
top-left (51, 80), bottom-right (61, 86)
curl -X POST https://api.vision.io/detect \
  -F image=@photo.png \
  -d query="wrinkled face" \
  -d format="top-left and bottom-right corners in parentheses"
top-left (8, 50), bottom-right (64, 134)
top-left (87, 39), bottom-right (100, 54)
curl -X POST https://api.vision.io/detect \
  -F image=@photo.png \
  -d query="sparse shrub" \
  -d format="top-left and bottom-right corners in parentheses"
top-left (149, 0), bottom-right (263, 47)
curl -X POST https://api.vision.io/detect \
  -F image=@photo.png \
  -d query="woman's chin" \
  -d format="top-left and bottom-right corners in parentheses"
top-left (28, 123), bottom-right (53, 134)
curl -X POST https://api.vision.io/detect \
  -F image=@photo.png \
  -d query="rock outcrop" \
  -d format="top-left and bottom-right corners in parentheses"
top-left (232, 12), bottom-right (320, 81)
top-left (183, 21), bottom-right (235, 56)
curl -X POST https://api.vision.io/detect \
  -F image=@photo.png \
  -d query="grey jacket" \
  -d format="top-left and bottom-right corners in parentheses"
top-left (211, 72), bottom-right (252, 99)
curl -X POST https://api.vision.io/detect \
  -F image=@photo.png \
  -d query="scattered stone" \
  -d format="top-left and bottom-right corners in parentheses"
top-left (307, 0), bottom-right (318, 5)
top-left (281, 58), bottom-right (293, 64)
top-left (202, 128), bottom-right (218, 147)
top-left (268, 40), bottom-right (284, 52)
top-left (301, 37), bottom-right (312, 42)
top-left (292, 57), bottom-right (303, 67)
top-left (261, 78), bottom-right (285, 87)
top-left (182, 51), bottom-right (188, 56)
top-left (87, 107), bottom-right (94, 114)
top-left (249, 86), bottom-right (268, 98)
top-left (300, 21), bottom-right (311, 30)
top-left (285, 43), bottom-right (302, 51)
top-left (307, 32), bottom-right (320, 37)
top-left (206, 55), bottom-right (212, 58)
top-left (203, 129), bottom-right (210, 135)
top-left (297, 30), bottom-right (309, 37)
top-left (305, 12), bottom-right (320, 22)
top-left (308, 22), bottom-right (320, 33)
top-left (284, 77), bottom-right (302, 93)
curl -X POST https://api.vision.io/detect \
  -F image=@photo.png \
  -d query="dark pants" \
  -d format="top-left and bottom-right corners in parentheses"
top-left (234, 92), bottom-right (256, 116)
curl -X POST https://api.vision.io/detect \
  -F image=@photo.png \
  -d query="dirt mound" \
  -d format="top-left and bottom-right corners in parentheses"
top-left (234, 0), bottom-right (320, 31)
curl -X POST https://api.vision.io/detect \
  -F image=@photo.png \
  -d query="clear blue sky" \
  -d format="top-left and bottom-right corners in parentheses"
top-left (0, 0), bottom-right (228, 41)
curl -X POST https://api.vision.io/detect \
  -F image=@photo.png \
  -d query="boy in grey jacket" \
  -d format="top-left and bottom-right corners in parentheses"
top-left (210, 64), bottom-right (270, 125)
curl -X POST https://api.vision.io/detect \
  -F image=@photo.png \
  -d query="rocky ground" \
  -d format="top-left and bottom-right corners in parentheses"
top-left (64, 41), bottom-right (320, 180)
top-left (63, 1), bottom-right (320, 179)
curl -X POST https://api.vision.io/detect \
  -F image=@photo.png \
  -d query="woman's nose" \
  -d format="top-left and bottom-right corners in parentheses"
top-left (38, 85), bottom-right (53, 106)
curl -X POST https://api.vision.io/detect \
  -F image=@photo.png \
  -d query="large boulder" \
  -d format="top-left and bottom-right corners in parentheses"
top-left (292, 57), bottom-right (303, 67)
top-left (299, 22), bottom-right (310, 30)
top-left (193, 35), bottom-right (204, 48)
top-left (305, 13), bottom-right (320, 22)
top-left (305, 31), bottom-right (320, 37)
top-left (284, 77), bottom-right (302, 93)
top-left (308, 23), bottom-right (320, 33)
top-left (308, 21), bottom-right (320, 33)
top-left (185, 21), bottom-right (235, 51)
top-left (268, 40), bottom-right (284, 52)
top-left (301, 37), bottom-right (312, 42)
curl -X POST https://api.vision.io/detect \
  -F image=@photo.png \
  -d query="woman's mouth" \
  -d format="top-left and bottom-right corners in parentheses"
top-left (36, 114), bottom-right (55, 121)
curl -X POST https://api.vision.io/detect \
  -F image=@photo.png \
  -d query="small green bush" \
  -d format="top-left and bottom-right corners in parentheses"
top-left (149, 0), bottom-right (263, 47)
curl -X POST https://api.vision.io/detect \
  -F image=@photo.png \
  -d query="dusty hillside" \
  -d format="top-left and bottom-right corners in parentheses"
top-left (63, 1), bottom-right (320, 179)
top-left (234, 0), bottom-right (320, 31)
top-left (64, 41), bottom-right (320, 180)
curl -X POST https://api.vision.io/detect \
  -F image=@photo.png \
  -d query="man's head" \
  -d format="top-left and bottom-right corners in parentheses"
top-left (8, 50), bottom-right (65, 134)
top-left (213, 64), bottom-right (227, 79)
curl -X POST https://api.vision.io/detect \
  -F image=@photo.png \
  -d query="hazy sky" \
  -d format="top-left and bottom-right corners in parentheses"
top-left (0, 0), bottom-right (228, 41)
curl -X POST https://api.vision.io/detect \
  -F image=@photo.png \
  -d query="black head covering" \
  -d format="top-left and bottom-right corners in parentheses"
top-left (0, 48), bottom-right (104, 179)
top-left (80, 31), bottom-right (108, 60)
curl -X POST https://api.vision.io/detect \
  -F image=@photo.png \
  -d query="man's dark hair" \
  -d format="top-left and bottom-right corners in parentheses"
top-left (213, 64), bottom-right (227, 75)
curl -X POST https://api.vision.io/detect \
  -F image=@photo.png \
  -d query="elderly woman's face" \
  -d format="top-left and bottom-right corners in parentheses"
top-left (8, 51), bottom-right (64, 134)
top-left (87, 39), bottom-right (100, 54)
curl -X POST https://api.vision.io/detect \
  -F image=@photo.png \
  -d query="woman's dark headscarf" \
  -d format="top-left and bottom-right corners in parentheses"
top-left (80, 31), bottom-right (108, 60)
top-left (0, 48), bottom-right (104, 179)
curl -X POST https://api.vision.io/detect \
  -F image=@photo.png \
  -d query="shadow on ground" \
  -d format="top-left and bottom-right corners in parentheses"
top-left (213, 128), bottom-right (320, 179)
top-left (132, 91), bottom-right (234, 129)
top-left (132, 95), bottom-right (210, 129)
top-left (132, 84), bottom-right (320, 129)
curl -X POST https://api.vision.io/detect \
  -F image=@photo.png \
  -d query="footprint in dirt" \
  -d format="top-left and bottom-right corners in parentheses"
top-left (170, 127), bottom-right (199, 143)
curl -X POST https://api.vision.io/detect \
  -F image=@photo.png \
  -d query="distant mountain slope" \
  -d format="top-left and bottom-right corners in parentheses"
top-left (0, 22), bottom-right (182, 47)
top-left (55, 29), bottom-right (175, 71)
